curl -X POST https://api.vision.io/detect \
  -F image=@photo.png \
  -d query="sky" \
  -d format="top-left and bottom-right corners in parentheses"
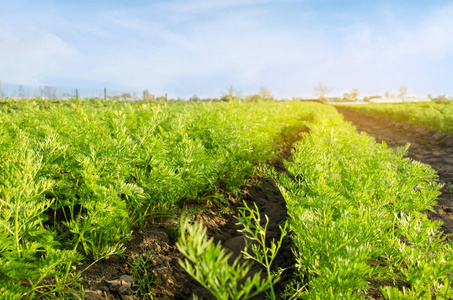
top-left (1, 0), bottom-right (452, 99)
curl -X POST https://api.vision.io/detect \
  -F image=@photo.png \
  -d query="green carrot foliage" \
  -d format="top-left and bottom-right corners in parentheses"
top-left (272, 114), bottom-right (451, 299)
top-left (0, 98), bottom-right (331, 297)
top-left (340, 100), bottom-right (453, 133)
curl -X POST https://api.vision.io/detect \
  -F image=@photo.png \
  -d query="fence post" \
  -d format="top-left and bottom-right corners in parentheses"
top-left (76, 88), bottom-right (79, 100)
top-left (104, 88), bottom-right (107, 100)
top-left (143, 90), bottom-right (146, 101)
top-left (0, 80), bottom-right (2, 99)
top-left (165, 93), bottom-right (168, 101)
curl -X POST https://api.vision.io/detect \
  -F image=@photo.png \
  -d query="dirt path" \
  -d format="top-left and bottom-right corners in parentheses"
top-left (336, 106), bottom-right (453, 239)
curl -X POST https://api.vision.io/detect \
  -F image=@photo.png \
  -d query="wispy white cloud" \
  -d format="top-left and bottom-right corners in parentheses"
top-left (1, 1), bottom-right (452, 97)
top-left (400, 3), bottom-right (453, 58)
top-left (0, 21), bottom-right (80, 85)
top-left (85, 1), bottom-right (453, 97)
top-left (159, 0), bottom-right (293, 14)
top-left (280, 2), bottom-right (453, 96)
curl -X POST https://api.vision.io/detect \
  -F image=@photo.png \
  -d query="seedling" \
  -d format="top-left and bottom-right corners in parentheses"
top-left (128, 251), bottom-right (158, 299)
top-left (235, 201), bottom-right (289, 300)
top-left (176, 217), bottom-right (274, 300)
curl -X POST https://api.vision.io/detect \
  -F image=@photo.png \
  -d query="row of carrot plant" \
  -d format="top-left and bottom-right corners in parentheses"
top-left (338, 101), bottom-right (453, 133)
top-left (272, 114), bottom-right (453, 298)
top-left (177, 112), bottom-right (452, 299)
top-left (0, 99), bottom-right (334, 298)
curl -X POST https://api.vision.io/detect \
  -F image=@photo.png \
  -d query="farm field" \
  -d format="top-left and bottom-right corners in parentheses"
top-left (0, 99), bottom-right (330, 299)
top-left (0, 99), bottom-right (452, 299)
top-left (338, 101), bottom-right (453, 134)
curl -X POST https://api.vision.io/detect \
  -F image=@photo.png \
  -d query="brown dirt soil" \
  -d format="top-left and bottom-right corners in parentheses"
top-left (80, 160), bottom-right (297, 299)
top-left (336, 106), bottom-right (453, 240)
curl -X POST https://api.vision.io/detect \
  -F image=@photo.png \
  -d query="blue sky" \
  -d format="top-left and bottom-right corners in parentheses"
top-left (1, 0), bottom-right (452, 98)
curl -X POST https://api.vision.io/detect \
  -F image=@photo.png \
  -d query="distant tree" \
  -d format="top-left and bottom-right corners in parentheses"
top-left (259, 87), bottom-right (273, 101)
top-left (314, 83), bottom-right (333, 102)
top-left (221, 85), bottom-right (241, 101)
top-left (227, 85), bottom-right (238, 97)
top-left (343, 88), bottom-right (360, 102)
top-left (343, 92), bottom-right (350, 101)
top-left (433, 95), bottom-right (448, 101)
top-left (122, 93), bottom-right (132, 100)
top-left (144, 89), bottom-right (155, 101)
top-left (189, 95), bottom-right (201, 102)
top-left (248, 94), bottom-right (264, 102)
top-left (398, 86), bottom-right (408, 102)
top-left (369, 95), bottom-right (382, 101)
top-left (384, 91), bottom-right (390, 98)
top-left (427, 94), bottom-right (433, 100)
top-left (350, 88), bottom-right (360, 101)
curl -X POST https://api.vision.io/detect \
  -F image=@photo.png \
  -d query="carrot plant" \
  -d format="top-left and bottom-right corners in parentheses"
top-left (272, 114), bottom-right (452, 298)
top-left (235, 201), bottom-right (289, 300)
top-left (0, 98), bottom-right (334, 297)
top-left (0, 128), bottom-right (83, 298)
top-left (177, 218), bottom-right (275, 300)
top-left (339, 100), bottom-right (453, 133)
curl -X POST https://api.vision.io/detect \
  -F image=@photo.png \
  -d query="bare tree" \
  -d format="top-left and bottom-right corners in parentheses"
top-left (314, 83), bottom-right (333, 102)
top-left (398, 86), bottom-right (408, 102)
top-left (226, 85), bottom-right (237, 97)
top-left (222, 85), bottom-right (241, 101)
top-left (259, 87), bottom-right (273, 101)
top-left (350, 88), bottom-right (360, 101)
top-left (344, 88), bottom-right (360, 102)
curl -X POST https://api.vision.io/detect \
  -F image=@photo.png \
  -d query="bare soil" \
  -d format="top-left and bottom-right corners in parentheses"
top-left (336, 106), bottom-right (453, 239)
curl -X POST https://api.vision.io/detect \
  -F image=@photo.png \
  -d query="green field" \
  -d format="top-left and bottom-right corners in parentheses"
top-left (338, 101), bottom-right (453, 134)
top-left (0, 99), bottom-right (451, 299)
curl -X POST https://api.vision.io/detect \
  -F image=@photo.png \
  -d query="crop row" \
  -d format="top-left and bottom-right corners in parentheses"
top-left (271, 114), bottom-right (452, 298)
top-left (338, 101), bottom-right (453, 133)
top-left (0, 99), bottom-right (334, 298)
